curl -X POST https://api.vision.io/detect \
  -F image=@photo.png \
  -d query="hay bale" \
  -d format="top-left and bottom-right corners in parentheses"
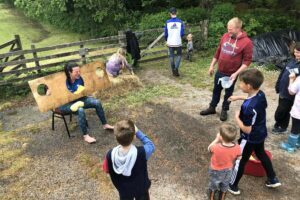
top-left (94, 74), bottom-right (143, 100)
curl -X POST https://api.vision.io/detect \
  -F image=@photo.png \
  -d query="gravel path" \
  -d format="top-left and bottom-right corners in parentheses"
top-left (1, 67), bottom-right (300, 200)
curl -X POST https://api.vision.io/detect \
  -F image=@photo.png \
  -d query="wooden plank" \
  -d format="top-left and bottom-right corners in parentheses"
top-left (0, 50), bottom-right (82, 68)
top-left (141, 32), bottom-right (164, 57)
top-left (0, 35), bottom-right (123, 59)
top-left (27, 61), bottom-right (111, 112)
top-left (88, 43), bottom-right (119, 52)
top-left (9, 64), bottom-right (25, 71)
top-left (0, 43), bottom-right (121, 68)
top-left (31, 45), bottom-right (41, 73)
top-left (0, 59), bottom-right (81, 77)
top-left (0, 40), bottom-right (15, 49)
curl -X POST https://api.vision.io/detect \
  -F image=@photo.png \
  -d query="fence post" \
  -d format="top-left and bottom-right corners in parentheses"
top-left (79, 44), bottom-right (87, 64)
top-left (31, 44), bottom-right (41, 74)
top-left (15, 34), bottom-right (27, 69)
top-left (118, 31), bottom-right (126, 47)
top-left (200, 20), bottom-right (209, 41)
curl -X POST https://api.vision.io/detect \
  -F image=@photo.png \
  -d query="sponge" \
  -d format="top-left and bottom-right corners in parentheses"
top-left (74, 85), bottom-right (85, 94)
top-left (70, 101), bottom-right (84, 112)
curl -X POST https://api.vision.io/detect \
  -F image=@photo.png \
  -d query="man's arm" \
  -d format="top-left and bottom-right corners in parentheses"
top-left (230, 41), bottom-right (253, 81)
top-left (102, 155), bottom-right (109, 173)
top-left (164, 22), bottom-right (168, 41)
top-left (208, 57), bottom-right (218, 76)
top-left (180, 22), bottom-right (184, 38)
top-left (136, 130), bottom-right (155, 160)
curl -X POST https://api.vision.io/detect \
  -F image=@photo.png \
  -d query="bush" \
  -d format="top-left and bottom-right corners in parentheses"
top-left (241, 9), bottom-right (300, 37)
top-left (180, 7), bottom-right (208, 24)
top-left (204, 3), bottom-right (235, 49)
top-left (139, 11), bottom-right (168, 30)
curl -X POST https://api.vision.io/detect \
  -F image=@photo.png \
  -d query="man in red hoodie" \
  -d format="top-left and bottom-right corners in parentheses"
top-left (200, 17), bottom-right (253, 121)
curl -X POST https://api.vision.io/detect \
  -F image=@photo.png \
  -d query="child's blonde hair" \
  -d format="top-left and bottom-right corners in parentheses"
top-left (117, 48), bottom-right (126, 56)
top-left (219, 123), bottom-right (237, 143)
top-left (108, 48), bottom-right (126, 61)
top-left (187, 33), bottom-right (193, 41)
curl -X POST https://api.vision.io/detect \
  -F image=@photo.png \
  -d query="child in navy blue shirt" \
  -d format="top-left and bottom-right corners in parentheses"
top-left (227, 68), bottom-right (281, 195)
top-left (273, 42), bottom-right (300, 134)
top-left (103, 120), bottom-right (155, 200)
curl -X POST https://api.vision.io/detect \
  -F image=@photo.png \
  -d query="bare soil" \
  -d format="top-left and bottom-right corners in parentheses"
top-left (1, 66), bottom-right (300, 200)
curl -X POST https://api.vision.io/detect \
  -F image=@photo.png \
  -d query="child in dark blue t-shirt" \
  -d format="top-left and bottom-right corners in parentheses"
top-left (227, 68), bottom-right (281, 195)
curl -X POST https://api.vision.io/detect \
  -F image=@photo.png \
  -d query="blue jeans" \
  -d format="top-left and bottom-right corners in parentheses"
top-left (58, 96), bottom-right (107, 135)
top-left (209, 168), bottom-right (232, 192)
top-left (168, 47), bottom-right (182, 70)
top-left (210, 71), bottom-right (237, 111)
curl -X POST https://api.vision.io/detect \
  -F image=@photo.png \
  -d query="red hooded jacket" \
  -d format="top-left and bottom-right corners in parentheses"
top-left (214, 32), bottom-right (253, 76)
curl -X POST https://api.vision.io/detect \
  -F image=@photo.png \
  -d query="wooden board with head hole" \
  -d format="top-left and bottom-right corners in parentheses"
top-left (28, 61), bottom-right (111, 112)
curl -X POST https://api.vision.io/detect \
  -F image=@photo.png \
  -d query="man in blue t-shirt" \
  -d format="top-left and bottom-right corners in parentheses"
top-left (164, 7), bottom-right (184, 77)
top-left (227, 69), bottom-right (281, 195)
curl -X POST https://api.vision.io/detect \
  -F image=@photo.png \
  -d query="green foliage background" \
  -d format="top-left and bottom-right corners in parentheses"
top-left (1, 0), bottom-right (300, 47)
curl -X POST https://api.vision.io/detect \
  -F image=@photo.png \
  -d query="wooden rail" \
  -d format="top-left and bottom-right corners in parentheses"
top-left (0, 23), bottom-right (203, 86)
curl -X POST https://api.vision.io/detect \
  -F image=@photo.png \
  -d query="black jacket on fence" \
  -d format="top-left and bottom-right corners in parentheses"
top-left (126, 30), bottom-right (141, 64)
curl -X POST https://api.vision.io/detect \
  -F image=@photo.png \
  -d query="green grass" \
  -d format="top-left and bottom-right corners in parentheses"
top-left (140, 51), bottom-right (214, 90)
top-left (103, 84), bottom-right (182, 112)
top-left (0, 3), bottom-right (89, 52)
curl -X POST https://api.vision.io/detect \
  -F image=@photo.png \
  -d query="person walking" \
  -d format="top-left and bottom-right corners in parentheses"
top-left (164, 7), bottom-right (184, 77)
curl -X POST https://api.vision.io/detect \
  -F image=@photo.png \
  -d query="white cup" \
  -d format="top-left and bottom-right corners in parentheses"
top-left (218, 76), bottom-right (233, 89)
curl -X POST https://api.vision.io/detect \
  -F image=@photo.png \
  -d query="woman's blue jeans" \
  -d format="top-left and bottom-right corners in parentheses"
top-left (58, 96), bottom-right (107, 135)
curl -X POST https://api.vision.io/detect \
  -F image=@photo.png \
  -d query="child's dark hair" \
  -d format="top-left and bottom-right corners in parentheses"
top-left (289, 41), bottom-right (300, 57)
top-left (220, 123), bottom-right (237, 143)
top-left (114, 120), bottom-right (135, 146)
top-left (239, 68), bottom-right (264, 90)
top-left (64, 62), bottom-right (79, 85)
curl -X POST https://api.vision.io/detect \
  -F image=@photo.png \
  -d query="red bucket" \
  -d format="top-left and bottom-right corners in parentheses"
top-left (244, 150), bottom-right (272, 177)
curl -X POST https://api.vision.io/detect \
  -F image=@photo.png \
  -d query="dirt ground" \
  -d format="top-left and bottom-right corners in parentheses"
top-left (1, 65), bottom-right (300, 200)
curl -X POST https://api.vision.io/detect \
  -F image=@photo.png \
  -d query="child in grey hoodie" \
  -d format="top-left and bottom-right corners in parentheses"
top-left (103, 120), bottom-right (155, 200)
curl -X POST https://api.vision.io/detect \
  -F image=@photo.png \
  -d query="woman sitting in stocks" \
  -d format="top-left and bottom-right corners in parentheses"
top-left (57, 62), bottom-right (114, 143)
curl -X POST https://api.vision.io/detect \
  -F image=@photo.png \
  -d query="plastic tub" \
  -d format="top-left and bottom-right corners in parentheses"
top-left (244, 150), bottom-right (272, 177)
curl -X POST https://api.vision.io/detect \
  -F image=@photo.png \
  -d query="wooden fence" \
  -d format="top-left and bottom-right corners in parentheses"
top-left (0, 35), bottom-right (26, 72)
top-left (0, 22), bottom-right (206, 86)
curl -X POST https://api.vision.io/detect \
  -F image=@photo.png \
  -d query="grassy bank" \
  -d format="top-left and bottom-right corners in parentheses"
top-left (0, 3), bottom-right (89, 53)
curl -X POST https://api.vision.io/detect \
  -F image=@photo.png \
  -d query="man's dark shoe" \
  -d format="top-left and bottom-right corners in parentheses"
top-left (175, 68), bottom-right (180, 76)
top-left (220, 110), bottom-right (228, 121)
top-left (272, 126), bottom-right (287, 134)
top-left (172, 69), bottom-right (176, 76)
top-left (200, 106), bottom-right (216, 115)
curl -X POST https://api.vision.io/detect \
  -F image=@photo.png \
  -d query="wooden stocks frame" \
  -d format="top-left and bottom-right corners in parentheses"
top-left (28, 61), bottom-right (111, 112)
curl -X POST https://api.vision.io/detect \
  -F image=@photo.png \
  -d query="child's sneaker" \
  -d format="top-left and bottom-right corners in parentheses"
top-left (265, 177), bottom-right (281, 188)
top-left (280, 142), bottom-right (296, 153)
top-left (296, 137), bottom-right (300, 149)
top-left (228, 184), bottom-right (240, 195)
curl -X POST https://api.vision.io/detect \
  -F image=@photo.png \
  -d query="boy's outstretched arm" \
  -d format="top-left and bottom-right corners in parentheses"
top-left (102, 155), bottom-right (109, 173)
top-left (208, 133), bottom-right (221, 152)
top-left (135, 128), bottom-right (155, 160)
